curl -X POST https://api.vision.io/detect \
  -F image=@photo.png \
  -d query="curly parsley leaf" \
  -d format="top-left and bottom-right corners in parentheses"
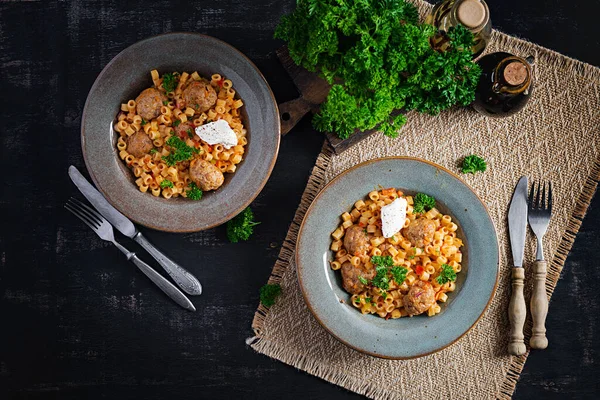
top-left (413, 193), bottom-right (436, 214)
top-left (162, 72), bottom-right (178, 93)
top-left (371, 266), bottom-right (390, 291)
top-left (371, 255), bottom-right (394, 268)
top-left (358, 276), bottom-right (369, 285)
top-left (186, 182), bottom-right (203, 200)
top-left (260, 283), bottom-right (281, 307)
top-left (390, 266), bottom-right (408, 285)
top-left (275, 0), bottom-right (480, 139)
top-left (149, 148), bottom-right (158, 155)
top-left (162, 136), bottom-right (199, 166)
top-left (461, 154), bottom-right (487, 174)
top-left (159, 179), bottom-right (174, 189)
top-left (226, 207), bottom-right (260, 243)
top-left (436, 264), bottom-right (457, 285)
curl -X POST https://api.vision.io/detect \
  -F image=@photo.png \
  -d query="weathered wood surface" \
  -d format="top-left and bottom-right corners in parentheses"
top-left (0, 1), bottom-right (598, 399)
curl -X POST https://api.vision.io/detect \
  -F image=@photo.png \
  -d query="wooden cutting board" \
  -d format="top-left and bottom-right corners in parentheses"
top-left (276, 46), bottom-right (380, 154)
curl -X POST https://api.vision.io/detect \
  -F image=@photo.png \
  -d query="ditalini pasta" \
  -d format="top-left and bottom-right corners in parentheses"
top-left (330, 188), bottom-right (463, 319)
top-left (114, 70), bottom-right (247, 199)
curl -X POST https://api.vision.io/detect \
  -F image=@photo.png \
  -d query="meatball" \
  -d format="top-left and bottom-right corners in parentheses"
top-left (135, 88), bottom-right (166, 121)
top-left (174, 121), bottom-right (195, 139)
top-left (182, 80), bottom-right (217, 112)
top-left (341, 262), bottom-right (376, 295)
top-left (189, 158), bottom-right (224, 191)
top-left (403, 281), bottom-right (436, 316)
top-left (126, 131), bottom-right (154, 158)
top-left (402, 217), bottom-right (436, 248)
top-left (343, 225), bottom-right (370, 256)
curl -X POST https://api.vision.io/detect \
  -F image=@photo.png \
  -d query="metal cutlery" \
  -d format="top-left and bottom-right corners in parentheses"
top-left (507, 176), bottom-right (528, 356)
top-left (528, 181), bottom-right (552, 349)
top-left (68, 166), bottom-right (202, 296)
top-left (65, 197), bottom-right (196, 312)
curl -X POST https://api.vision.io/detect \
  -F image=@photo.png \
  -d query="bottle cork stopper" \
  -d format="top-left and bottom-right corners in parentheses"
top-left (457, 0), bottom-right (487, 28)
top-left (503, 61), bottom-right (528, 86)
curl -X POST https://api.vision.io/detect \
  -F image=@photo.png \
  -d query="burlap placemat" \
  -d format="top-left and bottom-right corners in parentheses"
top-left (249, 1), bottom-right (600, 398)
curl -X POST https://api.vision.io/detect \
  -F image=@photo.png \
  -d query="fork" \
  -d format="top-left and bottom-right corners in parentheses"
top-left (65, 198), bottom-right (196, 312)
top-left (528, 181), bottom-right (552, 349)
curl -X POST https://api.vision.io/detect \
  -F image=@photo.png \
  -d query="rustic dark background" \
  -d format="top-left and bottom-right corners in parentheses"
top-left (1, 0), bottom-right (598, 399)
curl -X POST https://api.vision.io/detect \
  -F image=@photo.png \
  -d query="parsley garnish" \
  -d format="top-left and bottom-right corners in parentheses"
top-left (371, 256), bottom-right (394, 268)
top-left (260, 283), bottom-right (281, 307)
top-left (460, 154), bottom-right (487, 174)
top-left (370, 256), bottom-right (395, 291)
top-left (149, 148), bottom-right (157, 155)
top-left (358, 276), bottom-right (368, 285)
top-left (390, 266), bottom-right (408, 285)
top-left (413, 193), bottom-right (436, 214)
top-left (159, 179), bottom-right (174, 189)
top-left (141, 118), bottom-right (148, 126)
top-left (186, 182), bottom-right (203, 201)
top-left (187, 128), bottom-right (194, 139)
top-left (163, 100), bottom-right (169, 106)
top-left (381, 292), bottom-right (388, 300)
top-left (162, 72), bottom-right (177, 93)
top-left (162, 136), bottom-right (199, 166)
top-left (226, 207), bottom-right (260, 243)
top-left (436, 264), bottom-right (457, 285)
top-left (408, 254), bottom-right (416, 260)
top-left (274, 1), bottom-right (480, 139)
top-left (173, 119), bottom-right (181, 127)
top-left (365, 297), bottom-right (372, 304)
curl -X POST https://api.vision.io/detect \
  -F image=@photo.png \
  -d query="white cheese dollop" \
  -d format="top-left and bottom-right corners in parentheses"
top-left (194, 119), bottom-right (238, 149)
top-left (381, 197), bottom-right (407, 238)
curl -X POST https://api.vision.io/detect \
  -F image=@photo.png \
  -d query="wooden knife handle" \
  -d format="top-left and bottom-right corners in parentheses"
top-left (278, 97), bottom-right (313, 136)
top-left (530, 260), bottom-right (549, 349)
top-left (508, 268), bottom-right (527, 355)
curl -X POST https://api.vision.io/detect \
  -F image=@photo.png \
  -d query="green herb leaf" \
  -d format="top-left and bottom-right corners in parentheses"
top-left (159, 179), bottom-right (174, 189)
top-left (149, 148), bottom-right (157, 155)
top-left (358, 276), bottom-right (369, 285)
top-left (187, 128), bottom-right (194, 139)
top-left (275, 1), bottom-right (480, 139)
top-left (365, 297), bottom-right (372, 304)
top-left (226, 207), bottom-right (260, 243)
top-left (460, 154), bottom-right (487, 174)
top-left (163, 100), bottom-right (169, 106)
top-left (371, 255), bottom-right (394, 268)
top-left (413, 193), bottom-right (436, 214)
top-left (173, 119), bottom-right (181, 127)
top-left (141, 118), bottom-right (148, 126)
top-left (162, 72), bottom-right (177, 93)
top-left (259, 283), bottom-right (282, 307)
top-left (186, 182), bottom-right (203, 201)
top-left (436, 264), bottom-right (457, 285)
top-left (390, 266), bottom-right (408, 285)
top-left (371, 266), bottom-right (390, 291)
top-left (162, 136), bottom-right (198, 166)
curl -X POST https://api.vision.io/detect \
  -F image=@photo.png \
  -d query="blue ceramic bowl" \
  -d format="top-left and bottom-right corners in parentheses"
top-left (81, 33), bottom-right (280, 232)
top-left (296, 157), bottom-right (499, 359)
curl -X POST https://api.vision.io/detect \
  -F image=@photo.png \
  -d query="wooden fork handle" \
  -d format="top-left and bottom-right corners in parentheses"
top-left (508, 268), bottom-right (527, 355)
top-left (530, 260), bottom-right (549, 349)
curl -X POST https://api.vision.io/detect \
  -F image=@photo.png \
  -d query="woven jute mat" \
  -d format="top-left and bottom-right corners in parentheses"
top-left (249, 1), bottom-right (600, 398)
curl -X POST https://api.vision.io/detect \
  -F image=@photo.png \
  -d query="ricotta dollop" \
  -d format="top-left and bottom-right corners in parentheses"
top-left (194, 119), bottom-right (238, 149)
top-left (381, 197), bottom-right (407, 238)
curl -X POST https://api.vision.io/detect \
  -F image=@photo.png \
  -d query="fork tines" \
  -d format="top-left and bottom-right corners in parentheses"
top-left (529, 181), bottom-right (552, 212)
top-left (65, 197), bottom-right (103, 229)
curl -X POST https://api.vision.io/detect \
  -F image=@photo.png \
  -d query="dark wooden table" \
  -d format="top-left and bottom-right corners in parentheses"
top-left (1, 1), bottom-right (598, 399)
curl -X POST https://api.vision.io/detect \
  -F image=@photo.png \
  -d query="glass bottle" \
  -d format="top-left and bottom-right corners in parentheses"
top-left (472, 52), bottom-right (535, 117)
top-left (425, 0), bottom-right (492, 58)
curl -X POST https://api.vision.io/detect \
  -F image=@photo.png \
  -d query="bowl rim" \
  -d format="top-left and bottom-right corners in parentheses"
top-left (296, 156), bottom-right (500, 359)
top-left (80, 32), bottom-right (281, 232)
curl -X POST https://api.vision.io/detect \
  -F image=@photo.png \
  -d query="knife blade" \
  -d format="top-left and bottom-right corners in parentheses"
top-left (507, 175), bottom-right (528, 356)
top-left (68, 166), bottom-right (202, 295)
top-left (69, 166), bottom-right (137, 237)
top-left (508, 176), bottom-right (528, 267)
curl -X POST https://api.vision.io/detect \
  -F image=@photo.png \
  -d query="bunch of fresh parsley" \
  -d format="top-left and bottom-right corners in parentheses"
top-left (226, 207), bottom-right (260, 243)
top-left (359, 256), bottom-right (408, 291)
top-left (436, 264), bottom-right (457, 284)
top-left (186, 182), bottom-right (203, 200)
top-left (275, 0), bottom-right (481, 139)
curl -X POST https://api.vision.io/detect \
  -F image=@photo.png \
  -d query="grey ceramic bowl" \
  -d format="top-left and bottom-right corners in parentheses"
top-left (296, 157), bottom-right (499, 359)
top-left (81, 33), bottom-right (280, 232)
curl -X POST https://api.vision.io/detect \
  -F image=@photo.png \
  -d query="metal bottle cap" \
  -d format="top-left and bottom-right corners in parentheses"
top-left (457, 0), bottom-right (488, 29)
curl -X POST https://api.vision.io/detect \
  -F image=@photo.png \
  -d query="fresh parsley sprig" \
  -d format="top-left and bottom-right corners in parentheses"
top-left (226, 207), bottom-right (260, 243)
top-left (162, 72), bottom-right (178, 93)
top-left (186, 182), bottom-right (203, 200)
top-left (461, 154), bottom-right (487, 174)
top-left (162, 136), bottom-right (199, 166)
top-left (159, 179), bottom-right (174, 189)
top-left (413, 193), bottom-right (436, 214)
top-left (436, 264), bottom-right (457, 285)
top-left (260, 284), bottom-right (282, 307)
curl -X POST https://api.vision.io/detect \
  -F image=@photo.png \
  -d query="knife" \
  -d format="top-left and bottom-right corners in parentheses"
top-left (68, 166), bottom-right (202, 296)
top-left (507, 176), bottom-right (528, 356)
